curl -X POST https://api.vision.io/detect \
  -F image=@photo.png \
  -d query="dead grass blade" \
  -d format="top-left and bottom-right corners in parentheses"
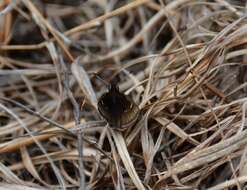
top-left (0, 183), bottom-right (45, 190)
top-left (111, 129), bottom-right (146, 190)
top-left (71, 58), bottom-right (98, 109)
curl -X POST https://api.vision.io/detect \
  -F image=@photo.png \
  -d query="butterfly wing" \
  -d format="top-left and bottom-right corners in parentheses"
top-left (98, 84), bottom-right (139, 129)
top-left (98, 92), bottom-right (126, 127)
top-left (120, 101), bottom-right (140, 128)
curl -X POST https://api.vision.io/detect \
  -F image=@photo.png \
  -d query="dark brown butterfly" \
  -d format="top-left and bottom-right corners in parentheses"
top-left (98, 82), bottom-right (140, 129)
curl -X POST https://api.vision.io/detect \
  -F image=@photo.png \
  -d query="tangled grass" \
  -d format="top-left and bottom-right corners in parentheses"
top-left (0, 0), bottom-right (247, 189)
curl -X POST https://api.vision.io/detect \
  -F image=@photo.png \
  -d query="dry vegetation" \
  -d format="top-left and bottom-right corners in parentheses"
top-left (0, 0), bottom-right (247, 189)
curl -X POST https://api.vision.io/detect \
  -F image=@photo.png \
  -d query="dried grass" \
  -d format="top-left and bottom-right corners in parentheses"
top-left (0, 0), bottom-right (247, 189)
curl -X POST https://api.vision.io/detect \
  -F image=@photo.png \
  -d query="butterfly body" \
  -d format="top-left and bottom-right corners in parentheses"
top-left (98, 83), bottom-right (140, 129)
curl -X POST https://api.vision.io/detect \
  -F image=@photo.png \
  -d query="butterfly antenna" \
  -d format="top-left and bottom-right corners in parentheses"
top-left (92, 72), bottom-right (110, 86)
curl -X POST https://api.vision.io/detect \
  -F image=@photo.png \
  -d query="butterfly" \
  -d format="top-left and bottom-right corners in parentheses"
top-left (98, 82), bottom-right (140, 130)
